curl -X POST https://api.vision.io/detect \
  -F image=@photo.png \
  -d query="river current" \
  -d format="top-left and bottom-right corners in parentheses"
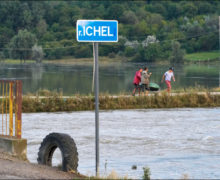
top-left (23, 108), bottom-right (220, 179)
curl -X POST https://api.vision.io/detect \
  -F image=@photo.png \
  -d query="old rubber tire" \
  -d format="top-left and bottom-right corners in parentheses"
top-left (37, 132), bottom-right (78, 172)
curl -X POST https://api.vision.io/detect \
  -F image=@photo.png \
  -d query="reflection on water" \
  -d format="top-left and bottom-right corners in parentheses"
top-left (0, 62), bottom-right (219, 95)
top-left (23, 108), bottom-right (220, 179)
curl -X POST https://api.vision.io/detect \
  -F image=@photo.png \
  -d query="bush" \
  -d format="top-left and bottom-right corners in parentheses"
top-left (143, 167), bottom-right (151, 180)
top-left (124, 46), bottom-right (136, 57)
top-left (74, 46), bottom-right (92, 58)
top-left (0, 51), bottom-right (5, 62)
top-left (169, 41), bottom-right (185, 63)
top-left (32, 44), bottom-right (44, 63)
top-left (133, 43), bottom-right (161, 62)
top-left (108, 52), bottom-right (116, 58)
top-left (132, 52), bottom-right (142, 62)
top-left (8, 29), bottom-right (37, 62)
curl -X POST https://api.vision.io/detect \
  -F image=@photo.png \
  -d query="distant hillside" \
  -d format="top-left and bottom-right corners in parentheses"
top-left (0, 1), bottom-right (219, 62)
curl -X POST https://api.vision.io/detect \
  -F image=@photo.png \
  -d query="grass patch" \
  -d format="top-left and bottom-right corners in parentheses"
top-left (212, 87), bottom-right (220, 92)
top-left (143, 167), bottom-right (151, 180)
top-left (1, 89), bottom-right (219, 113)
top-left (1, 56), bottom-right (128, 65)
top-left (18, 90), bottom-right (220, 113)
top-left (185, 51), bottom-right (219, 62)
top-left (87, 170), bottom-right (128, 180)
top-left (172, 86), bottom-right (210, 93)
top-left (2, 59), bottom-right (36, 64)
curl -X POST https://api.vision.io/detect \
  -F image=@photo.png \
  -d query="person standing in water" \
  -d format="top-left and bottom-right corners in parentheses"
top-left (161, 67), bottom-right (175, 93)
top-left (132, 68), bottom-right (143, 96)
top-left (141, 67), bottom-right (152, 96)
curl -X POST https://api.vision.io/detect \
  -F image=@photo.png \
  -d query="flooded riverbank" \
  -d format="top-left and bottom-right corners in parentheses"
top-left (23, 108), bottom-right (220, 179)
top-left (1, 62), bottom-right (219, 95)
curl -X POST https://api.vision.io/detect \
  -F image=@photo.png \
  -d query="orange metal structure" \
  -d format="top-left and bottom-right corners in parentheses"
top-left (0, 80), bottom-right (22, 139)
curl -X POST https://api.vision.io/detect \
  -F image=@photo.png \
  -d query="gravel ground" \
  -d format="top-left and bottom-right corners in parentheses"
top-left (0, 149), bottom-right (84, 179)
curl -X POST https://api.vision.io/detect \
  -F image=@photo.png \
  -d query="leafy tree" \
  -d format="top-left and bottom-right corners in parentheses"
top-left (31, 1), bottom-right (46, 24)
top-left (44, 41), bottom-right (64, 59)
top-left (197, 2), bottom-right (213, 14)
top-left (8, 29), bottom-right (37, 63)
top-left (36, 19), bottom-right (47, 38)
top-left (124, 46), bottom-right (136, 57)
top-left (41, 32), bottom-right (55, 42)
top-left (164, 2), bottom-right (181, 20)
top-left (0, 1), bottom-right (219, 60)
top-left (132, 43), bottom-right (161, 62)
top-left (183, 38), bottom-right (198, 53)
top-left (146, 3), bottom-right (166, 17)
top-left (32, 44), bottom-right (44, 63)
top-left (186, 22), bottom-right (203, 38)
top-left (0, 26), bottom-right (14, 48)
top-left (120, 11), bottom-right (138, 24)
top-left (74, 46), bottom-right (92, 58)
top-left (169, 41), bottom-right (185, 64)
top-left (198, 33), bottom-right (218, 51)
top-left (106, 4), bottom-right (124, 20)
top-left (181, 2), bottom-right (198, 18)
top-left (142, 35), bottom-right (159, 47)
top-left (20, 3), bottom-right (33, 29)
top-left (204, 15), bottom-right (218, 32)
top-left (160, 41), bottom-right (171, 59)
top-left (143, 43), bottom-right (161, 62)
top-left (0, 51), bottom-right (5, 62)
top-left (131, 20), bottom-right (149, 40)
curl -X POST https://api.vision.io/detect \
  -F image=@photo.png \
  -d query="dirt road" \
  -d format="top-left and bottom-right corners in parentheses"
top-left (0, 150), bottom-right (84, 179)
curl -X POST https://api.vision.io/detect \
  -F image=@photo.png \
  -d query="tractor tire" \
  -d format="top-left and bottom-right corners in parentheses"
top-left (37, 132), bottom-right (78, 172)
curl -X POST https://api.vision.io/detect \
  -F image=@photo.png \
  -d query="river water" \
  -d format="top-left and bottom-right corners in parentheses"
top-left (23, 108), bottom-right (220, 179)
top-left (0, 62), bottom-right (219, 95)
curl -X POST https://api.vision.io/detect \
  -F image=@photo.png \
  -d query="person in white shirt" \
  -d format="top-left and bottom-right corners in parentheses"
top-left (161, 67), bottom-right (175, 93)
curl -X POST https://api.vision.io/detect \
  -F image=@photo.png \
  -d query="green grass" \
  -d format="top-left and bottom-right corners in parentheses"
top-left (1, 89), bottom-right (220, 113)
top-left (1, 51), bottom-right (219, 64)
top-left (2, 59), bottom-right (36, 64)
top-left (18, 91), bottom-right (220, 113)
top-left (185, 51), bottom-right (220, 62)
top-left (1, 56), bottom-right (126, 65)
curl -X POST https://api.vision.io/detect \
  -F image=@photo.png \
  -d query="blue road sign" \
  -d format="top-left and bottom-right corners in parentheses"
top-left (77, 20), bottom-right (118, 42)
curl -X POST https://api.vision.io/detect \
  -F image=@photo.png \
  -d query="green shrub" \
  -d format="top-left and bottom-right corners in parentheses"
top-left (143, 167), bottom-right (151, 180)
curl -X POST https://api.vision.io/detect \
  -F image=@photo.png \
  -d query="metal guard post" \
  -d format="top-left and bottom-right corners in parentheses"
top-left (0, 80), bottom-right (22, 139)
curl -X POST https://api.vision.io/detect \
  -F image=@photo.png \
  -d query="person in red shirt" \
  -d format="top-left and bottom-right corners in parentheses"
top-left (132, 68), bottom-right (143, 96)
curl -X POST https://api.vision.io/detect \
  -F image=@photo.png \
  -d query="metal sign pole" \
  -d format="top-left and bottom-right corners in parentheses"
top-left (219, 16), bottom-right (220, 87)
top-left (92, 43), bottom-right (95, 92)
top-left (94, 42), bottom-right (99, 176)
top-left (77, 20), bottom-right (118, 177)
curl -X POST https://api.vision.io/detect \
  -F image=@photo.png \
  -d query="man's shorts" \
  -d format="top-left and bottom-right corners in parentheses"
top-left (165, 80), bottom-right (171, 89)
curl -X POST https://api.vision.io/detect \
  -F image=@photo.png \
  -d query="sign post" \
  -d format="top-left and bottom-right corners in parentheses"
top-left (94, 41), bottom-right (99, 175)
top-left (77, 20), bottom-right (118, 176)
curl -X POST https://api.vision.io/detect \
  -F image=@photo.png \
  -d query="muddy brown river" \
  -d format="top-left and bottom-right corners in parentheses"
top-left (23, 108), bottom-right (220, 179)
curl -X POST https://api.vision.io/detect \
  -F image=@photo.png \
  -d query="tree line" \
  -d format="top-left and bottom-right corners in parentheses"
top-left (0, 1), bottom-right (219, 63)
